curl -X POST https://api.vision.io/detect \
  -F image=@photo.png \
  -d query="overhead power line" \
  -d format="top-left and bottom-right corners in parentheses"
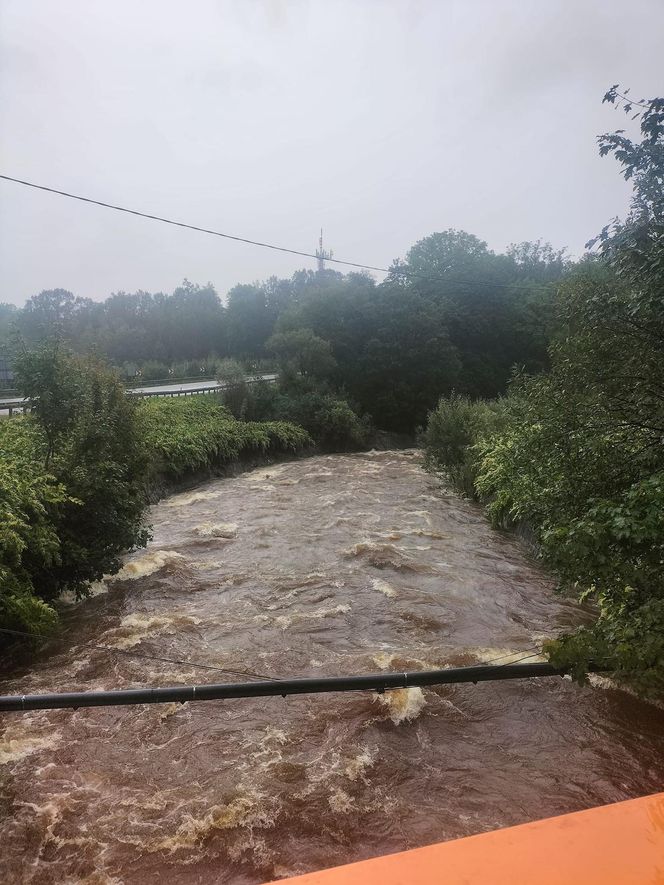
top-left (0, 173), bottom-right (392, 274)
top-left (0, 173), bottom-right (557, 292)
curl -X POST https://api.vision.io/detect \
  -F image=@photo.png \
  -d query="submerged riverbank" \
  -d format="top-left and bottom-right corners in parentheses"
top-left (1, 451), bottom-right (662, 884)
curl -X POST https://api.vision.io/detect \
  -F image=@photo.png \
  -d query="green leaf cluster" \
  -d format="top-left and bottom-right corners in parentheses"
top-left (421, 393), bottom-right (508, 498)
top-left (0, 419), bottom-right (67, 635)
top-left (138, 396), bottom-right (311, 478)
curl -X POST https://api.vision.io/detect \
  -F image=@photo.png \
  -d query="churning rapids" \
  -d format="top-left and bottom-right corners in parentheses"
top-left (1, 451), bottom-right (663, 883)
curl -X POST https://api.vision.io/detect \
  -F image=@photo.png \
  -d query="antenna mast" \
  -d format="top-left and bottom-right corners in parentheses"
top-left (315, 228), bottom-right (333, 272)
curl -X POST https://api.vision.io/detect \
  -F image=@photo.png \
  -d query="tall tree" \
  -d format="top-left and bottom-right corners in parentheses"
top-left (15, 343), bottom-right (149, 599)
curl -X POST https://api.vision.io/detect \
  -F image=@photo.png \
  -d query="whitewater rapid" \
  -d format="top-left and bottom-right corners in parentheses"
top-left (0, 451), bottom-right (662, 884)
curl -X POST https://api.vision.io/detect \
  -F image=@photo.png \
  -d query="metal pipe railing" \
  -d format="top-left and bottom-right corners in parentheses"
top-left (0, 662), bottom-right (603, 713)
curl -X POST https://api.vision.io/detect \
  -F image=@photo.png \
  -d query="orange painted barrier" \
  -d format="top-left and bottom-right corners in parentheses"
top-left (265, 792), bottom-right (664, 884)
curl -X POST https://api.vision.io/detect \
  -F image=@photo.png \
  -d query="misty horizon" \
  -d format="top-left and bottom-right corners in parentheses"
top-left (1, 0), bottom-right (663, 307)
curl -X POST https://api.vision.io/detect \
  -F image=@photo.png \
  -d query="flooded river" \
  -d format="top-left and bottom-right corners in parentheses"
top-left (1, 451), bottom-right (663, 883)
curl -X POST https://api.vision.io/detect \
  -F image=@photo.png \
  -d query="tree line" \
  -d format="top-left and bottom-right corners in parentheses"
top-left (1, 235), bottom-right (568, 431)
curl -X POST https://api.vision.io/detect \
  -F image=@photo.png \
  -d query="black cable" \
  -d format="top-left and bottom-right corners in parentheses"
top-left (0, 173), bottom-right (557, 292)
top-left (0, 661), bottom-right (610, 713)
top-left (481, 648), bottom-right (544, 668)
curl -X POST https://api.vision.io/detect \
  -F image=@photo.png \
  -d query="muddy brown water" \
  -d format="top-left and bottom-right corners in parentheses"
top-left (1, 451), bottom-right (662, 884)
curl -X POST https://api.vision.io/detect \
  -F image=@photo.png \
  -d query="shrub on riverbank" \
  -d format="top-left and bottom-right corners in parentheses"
top-left (1, 345), bottom-right (150, 641)
top-left (213, 328), bottom-right (371, 450)
top-left (421, 393), bottom-right (507, 498)
top-left (139, 396), bottom-right (312, 478)
top-left (0, 419), bottom-right (67, 636)
top-left (217, 377), bottom-right (370, 452)
top-left (425, 366), bottom-right (664, 696)
top-left (15, 347), bottom-right (150, 603)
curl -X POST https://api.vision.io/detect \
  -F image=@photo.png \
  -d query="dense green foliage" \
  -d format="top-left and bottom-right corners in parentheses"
top-left (15, 347), bottom-right (150, 601)
top-left (244, 384), bottom-right (370, 452)
top-left (425, 88), bottom-right (664, 694)
top-left (0, 347), bottom-right (150, 643)
top-left (0, 419), bottom-right (67, 635)
top-left (214, 333), bottom-right (370, 451)
top-left (422, 394), bottom-right (507, 498)
top-left (139, 396), bottom-right (311, 478)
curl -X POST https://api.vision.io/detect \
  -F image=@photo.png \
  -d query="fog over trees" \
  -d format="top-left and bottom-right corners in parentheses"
top-left (1, 231), bottom-right (566, 431)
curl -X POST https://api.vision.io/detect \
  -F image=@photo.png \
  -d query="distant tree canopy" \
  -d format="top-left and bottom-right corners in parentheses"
top-left (1, 233), bottom-right (570, 430)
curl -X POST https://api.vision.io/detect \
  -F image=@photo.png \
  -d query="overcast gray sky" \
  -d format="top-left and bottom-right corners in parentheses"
top-left (1, 0), bottom-right (662, 306)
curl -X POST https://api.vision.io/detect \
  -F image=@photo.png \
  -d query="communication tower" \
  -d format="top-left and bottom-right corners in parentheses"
top-left (315, 228), bottom-right (333, 272)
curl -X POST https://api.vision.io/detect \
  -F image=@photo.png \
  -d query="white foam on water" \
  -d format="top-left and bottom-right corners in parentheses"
top-left (274, 604), bottom-right (351, 630)
top-left (471, 647), bottom-right (546, 665)
top-left (370, 577), bottom-right (397, 598)
top-left (240, 725), bottom-right (288, 759)
top-left (244, 464), bottom-right (289, 483)
top-left (151, 791), bottom-right (278, 854)
top-left (165, 489), bottom-right (222, 507)
top-left (412, 529), bottom-right (448, 539)
top-left (110, 550), bottom-right (186, 581)
top-left (303, 469), bottom-right (335, 480)
top-left (194, 522), bottom-right (238, 539)
top-left (376, 687), bottom-right (427, 724)
top-left (405, 510), bottom-right (432, 523)
top-left (588, 674), bottom-right (664, 708)
top-left (398, 543), bottom-right (432, 552)
top-left (189, 559), bottom-right (227, 571)
top-left (145, 667), bottom-right (198, 682)
top-left (227, 834), bottom-right (274, 867)
top-left (101, 612), bottom-right (202, 649)
top-left (159, 702), bottom-right (187, 721)
top-left (344, 748), bottom-right (375, 782)
top-left (328, 788), bottom-right (355, 813)
top-left (372, 652), bottom-right (396, 670)
top-left (61, 574), bottom-right (126, 604)
top-left (0, 727), bottom-right (61, 766)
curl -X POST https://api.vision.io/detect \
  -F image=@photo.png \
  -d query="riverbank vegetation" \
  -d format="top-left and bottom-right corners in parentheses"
top-left (140, 396), bottom-right (311, 480)
top-left (0, 347), bottom-right (311, 643)
top-left (424, 88), bottom-right (664, 694)
top-left (215, 339), bottom-right (370, 451)
top-left (1, 346), bottom-right (148, 640)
